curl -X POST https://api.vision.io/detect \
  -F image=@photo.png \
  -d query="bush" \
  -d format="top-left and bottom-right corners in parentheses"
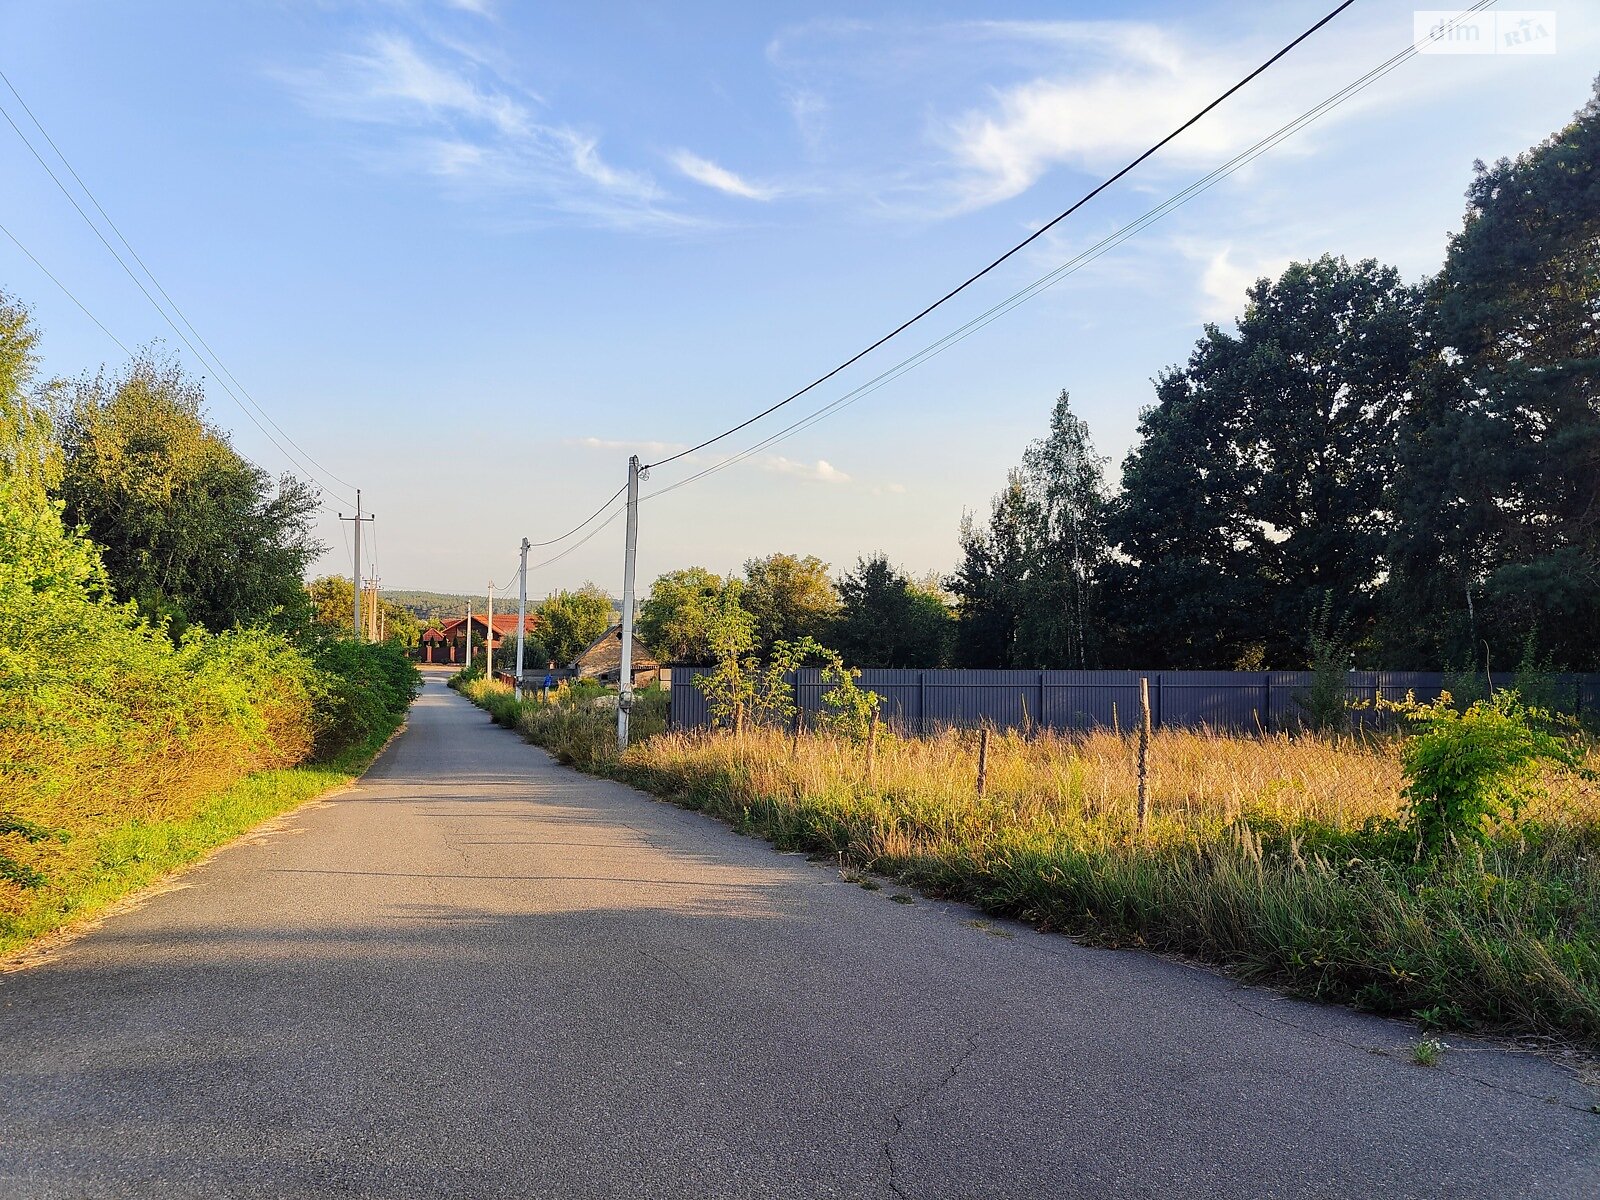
top-left (0, 465), bottom-right (418, 916)
top-left (1398, 690), bottom-right (1583, 855)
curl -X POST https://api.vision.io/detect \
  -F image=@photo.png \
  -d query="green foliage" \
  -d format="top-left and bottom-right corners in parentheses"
top-left (816, 654), bottom-right (880, 742)
top-left (1108, 256), bottom-right (1418, 669)
top-left (694, 580), bottom-right (759, 731)
top-left (307, 575), bottom-right (420, 648)
top-left (833, 554), bottom-right (952, 668)
top-left (537, 583), bottom-right (613, 664)
top-left (741, 553), bottom-right (840, 654)
top-left (0, 295), bottom-right (416, 936)
top-left (1397, 691), bottom-right (1582, 855)
top-left (1295, 594), bottom-right (1351, 731)
top-left (55, 350), bottom-right (321, 634)
top-left (637, 566), bottom-right (724, 662)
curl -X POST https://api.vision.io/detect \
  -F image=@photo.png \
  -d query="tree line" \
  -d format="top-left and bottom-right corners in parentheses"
top-left (637, 82), bottom-right (1599, 676)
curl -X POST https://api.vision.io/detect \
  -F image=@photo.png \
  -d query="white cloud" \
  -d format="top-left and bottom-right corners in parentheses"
top-left (571, 436), bottom-right (690, 458)
top-left (280, 33), bottom-right (688, 229)
top-left (337, 32), bottom-right (530, 137)
top-left (669, 150), bottom-right (779, 200)
top-left (938, 24), bottom-right (1249, 210)
top-left (1177, 241), bottom-right (1293, 319)
top-left (760, 455), bottom-right (851, 484)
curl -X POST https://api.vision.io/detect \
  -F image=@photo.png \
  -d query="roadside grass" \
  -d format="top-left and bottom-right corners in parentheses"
top-left (0, 712), bottom-right (405, 960)
top-left (453, 677), bottom-right (1600, 1048)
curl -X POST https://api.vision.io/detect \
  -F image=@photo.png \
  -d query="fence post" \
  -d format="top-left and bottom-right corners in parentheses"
top-left (976, 727), bottom-right (989, 798)
top-left (1138, 677), bottom-right (1152, 834)
top-left (865, 707), bottom-right (879, 787)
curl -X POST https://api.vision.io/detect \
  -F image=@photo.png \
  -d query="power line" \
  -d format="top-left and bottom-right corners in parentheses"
top-left (527, 482), bottom-right (628, 547)
top-left (0, 75), bottom-right (356, 506)
top-left (643, 0), bottom-right (1357, 470)
top-left (641, 2), bottom-right (1489, 504)
top-left (0, 219), bottom-right (131, 355)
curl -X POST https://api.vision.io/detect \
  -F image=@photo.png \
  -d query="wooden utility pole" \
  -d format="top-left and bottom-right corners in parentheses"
top-left (865, 707), bottom-right (879, 787)
top-left (976, 727), bottom-right (990, 798)
top-left (1137, 676), bottom-right (1152, 833)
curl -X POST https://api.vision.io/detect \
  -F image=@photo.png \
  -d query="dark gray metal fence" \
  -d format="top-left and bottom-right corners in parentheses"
top-left (668, 667), bottom-right (1600, 735)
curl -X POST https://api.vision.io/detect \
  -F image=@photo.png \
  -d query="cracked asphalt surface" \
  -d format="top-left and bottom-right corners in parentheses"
top-left (2, 669), bottom-right (1597, 1198)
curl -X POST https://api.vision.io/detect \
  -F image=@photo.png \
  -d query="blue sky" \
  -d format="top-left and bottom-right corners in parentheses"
top-left (3, 1), bottom-right (1596, 599)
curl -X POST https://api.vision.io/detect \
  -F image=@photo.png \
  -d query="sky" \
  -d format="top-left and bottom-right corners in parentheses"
top-left (3, 1), bottom-right (1597, 600)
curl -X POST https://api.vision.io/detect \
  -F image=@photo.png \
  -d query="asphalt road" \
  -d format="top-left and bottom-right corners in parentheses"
top-left (2, 669), bottom-right (1596, 1199)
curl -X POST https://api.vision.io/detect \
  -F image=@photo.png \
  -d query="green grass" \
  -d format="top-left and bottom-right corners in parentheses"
top-left (0, 713), bottom-right (405, 959)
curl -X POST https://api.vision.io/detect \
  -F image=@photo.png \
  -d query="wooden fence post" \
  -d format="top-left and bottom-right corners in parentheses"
top-left (865, 707), bottom-right (879, 787)
top-left (1137, 677), bottom-right (1152, 834)
top-left (976, 727), bottom-right (990, 798)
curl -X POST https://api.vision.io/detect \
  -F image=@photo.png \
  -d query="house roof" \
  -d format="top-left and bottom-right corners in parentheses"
top-left (570, 625), bottom-right (660, 675)
top-left (436, 613), bottom-right (539, 638)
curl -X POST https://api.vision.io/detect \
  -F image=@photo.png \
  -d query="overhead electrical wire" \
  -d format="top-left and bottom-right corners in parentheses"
top-left (526, 482), bottom-right (628, 548)
top-left (639, 1), bottom-right (1496, 505)
top-left (0, 219), bottom-right (132, 355)
top-left (642, 0), bottom-right (1358, 470)
top-left (0, 72), bottom-right (357, 507)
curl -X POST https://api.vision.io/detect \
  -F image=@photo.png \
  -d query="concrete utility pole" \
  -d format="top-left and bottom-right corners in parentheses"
top-left (617, 454), bottom-right (641, 751)
top-left (515, 538), bottom-right (530, 700)
top-left (464, 601), bottom-right (473, 670)
top-left (337, 489), bottom-right (373, 640)
top-left (486, 581), bottom-right (495, 680)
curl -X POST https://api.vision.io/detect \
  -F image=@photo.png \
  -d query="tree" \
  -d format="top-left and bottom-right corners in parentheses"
top-left (741, 552), bottom-right (839, 653)
top-left (1102, 370), bottom-right (1262, 668)
top-left (1016, 390), bottom-right (1109, 667)
top-left (637, 567), bottom-right (723, 662)
top-left (950, 391), bottom-right (1109, 668)
top-left (55, 350), bottom-right (322, 634)
top-left (0, 291), bottom-right (57, 506)
top-left (695, 579), bottom-right (758, 732)
top-left (1109, 256), bottom-right (1420, 667)
top-left (949, 474), bottom-right (1034, 668)
top-left (538, 582), bottom-right (612, 664)
top-left (306, 576), bottom-right (419, 648)
top-left (1385, 81), bottom-right (1600, 669)
top-left (833, 554), bottom-right (951, 668)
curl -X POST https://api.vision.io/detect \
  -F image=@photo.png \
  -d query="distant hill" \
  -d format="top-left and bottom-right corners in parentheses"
top-left (382, 590), bottom-right (479, 622)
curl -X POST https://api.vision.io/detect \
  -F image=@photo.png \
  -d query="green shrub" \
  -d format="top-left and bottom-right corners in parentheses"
top-left (1398, 690), bottom-right (1583, 855)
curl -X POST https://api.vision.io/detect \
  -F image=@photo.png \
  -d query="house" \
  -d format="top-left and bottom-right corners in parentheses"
top-left (422, 612), bottom-right (539, 665)
top-left (570, 625), bottom-right (659, 685)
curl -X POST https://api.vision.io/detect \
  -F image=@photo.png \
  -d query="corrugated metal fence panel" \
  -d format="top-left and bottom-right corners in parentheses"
top-left (668, 666), bottom-right (1599, 734)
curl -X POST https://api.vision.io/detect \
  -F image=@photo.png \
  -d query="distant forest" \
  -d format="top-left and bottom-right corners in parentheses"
top-left (381, 590), bottom-right (479, 622)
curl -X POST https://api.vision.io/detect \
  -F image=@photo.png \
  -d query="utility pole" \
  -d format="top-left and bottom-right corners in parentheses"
top-left (337, 489), bottom-right (373, 640)
top-left (617, 454), bottom-right (641, 751)
top-left (464, 600), bottom-right (473, 670)
top-left (486, 580), bottom-right (495, 680)
top-left (515, 538), bottom-right (530, 700)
